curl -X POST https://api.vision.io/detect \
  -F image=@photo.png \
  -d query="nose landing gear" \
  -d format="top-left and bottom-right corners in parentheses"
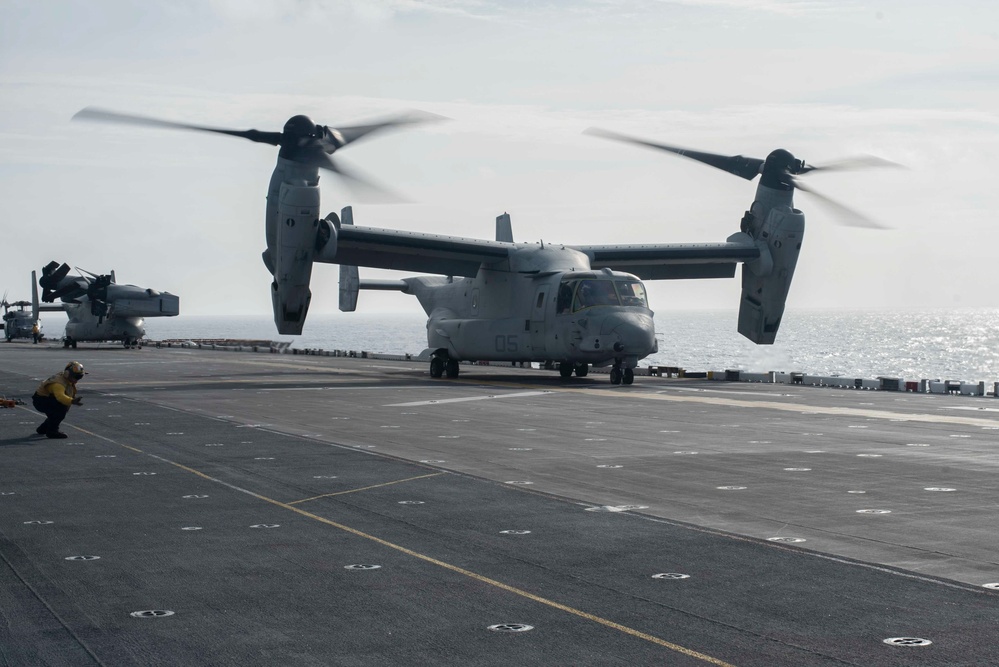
top-left (609, 362), bottom-right (634, 385)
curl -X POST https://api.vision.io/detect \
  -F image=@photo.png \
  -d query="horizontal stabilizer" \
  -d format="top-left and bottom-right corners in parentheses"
top-left (359, 280), bottom-right (409, 291)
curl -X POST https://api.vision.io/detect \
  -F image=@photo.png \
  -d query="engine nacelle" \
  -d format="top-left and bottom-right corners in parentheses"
top-left (267, 183), bottom-right (332, 335)
top-left (737, 205), bottom-right (804, 344)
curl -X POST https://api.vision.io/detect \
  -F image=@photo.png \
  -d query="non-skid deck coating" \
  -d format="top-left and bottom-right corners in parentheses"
top-left (1, 342), bottom-right (998, 666)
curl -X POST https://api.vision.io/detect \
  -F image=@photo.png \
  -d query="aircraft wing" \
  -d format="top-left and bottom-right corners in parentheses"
top-left (318, 225), bottom-right (514, 277)
top-left (573, 239), bottom-right (761, 280)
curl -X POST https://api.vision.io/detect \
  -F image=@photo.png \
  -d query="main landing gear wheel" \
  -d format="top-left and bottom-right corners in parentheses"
top-left (430, 355), bottom-right (460, 379)
top-left (623, 367), bottom-right (634, 385)
top-left (609, 367), bottom-right (622, 385)
top-left (559, 362), bottom-right (574, 379)
top-left (574, 363), bottom-right (589, 377)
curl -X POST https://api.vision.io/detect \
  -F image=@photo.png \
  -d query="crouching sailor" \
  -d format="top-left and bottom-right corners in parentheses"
top-left (33, 361), bottom-right (87, 439)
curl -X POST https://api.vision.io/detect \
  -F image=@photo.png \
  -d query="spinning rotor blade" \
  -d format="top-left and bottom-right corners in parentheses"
top-left (74, 107), bottom-right (445, 156)
top-left (332, 110), bottom-right (447, 148)
top-left (790, 176), bottom-right (890, 229)
top-left (587, 127), bottom-right (899, 229)
top-left (586, 128), bottom-right (902, 181)
top-left (74, 106), bottom-right (446, 198)
top-left (73, 107), bottom-right (281, 145)
top-left (584, 127), bottom-right (764, 180)
top-left (313, 154), bottom-right (408, 203)
top-left (797, 155), bottom-right (905, 175)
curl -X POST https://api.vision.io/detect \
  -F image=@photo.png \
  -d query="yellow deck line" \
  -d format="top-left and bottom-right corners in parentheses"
top-left (71, 424), bottom-right (737, 666)
top-left (288, 473), bottom-right (444, 505)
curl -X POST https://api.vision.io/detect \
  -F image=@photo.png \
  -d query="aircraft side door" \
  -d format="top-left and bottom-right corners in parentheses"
top-left (530, 287), bottom-right (547, 357)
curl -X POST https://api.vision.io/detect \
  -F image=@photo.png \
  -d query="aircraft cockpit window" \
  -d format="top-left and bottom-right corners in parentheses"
top-left (573, 280), bottom-right (620, 311)
top-left (558, 278), bottom-right (647, 313)
top-left (616, 280), bottom-right (648, 308)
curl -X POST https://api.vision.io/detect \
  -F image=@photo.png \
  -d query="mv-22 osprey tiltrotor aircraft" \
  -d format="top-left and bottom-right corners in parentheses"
top-left (74, 108), bottom-right (894, 383)
top-left (33, 262), bottom-right (180, 348)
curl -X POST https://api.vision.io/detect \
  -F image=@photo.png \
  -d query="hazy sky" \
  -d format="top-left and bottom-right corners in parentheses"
top-left (2, 0), bottom-right (997, 323)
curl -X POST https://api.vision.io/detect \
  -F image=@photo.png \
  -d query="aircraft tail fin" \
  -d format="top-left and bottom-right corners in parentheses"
top-left (338, 206), bottom-right (359, 312)
top-left (339, 265), bottom-right (359, 312)
top-left (31, 271), bottom-right (39, 322)
top-left (496, 212), bottom-right (513, 243)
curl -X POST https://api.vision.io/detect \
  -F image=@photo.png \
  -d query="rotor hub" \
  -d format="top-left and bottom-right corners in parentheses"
top-left (282, 115), bottom-right (318, 139)
top-left (760, 149), bottom-right (803, 191)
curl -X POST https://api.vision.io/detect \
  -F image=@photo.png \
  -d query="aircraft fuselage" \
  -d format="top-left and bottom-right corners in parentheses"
top-left (64, 303), bottom-right (145, 343)
top-left (404, 247), bottom-right (657, 370)
top-left (55, 284), bottom-right (179, 347)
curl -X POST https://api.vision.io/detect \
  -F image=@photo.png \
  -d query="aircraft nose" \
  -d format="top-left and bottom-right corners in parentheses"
top-left (607, 312), bottom-right (656, 356)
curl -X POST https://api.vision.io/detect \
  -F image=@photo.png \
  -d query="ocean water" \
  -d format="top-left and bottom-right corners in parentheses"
top-left (146, 308), bottom-right (999, 383)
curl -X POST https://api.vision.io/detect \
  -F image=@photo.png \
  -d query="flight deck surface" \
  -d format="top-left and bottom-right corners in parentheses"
top-left (2, 344), bottom-right (998, 666)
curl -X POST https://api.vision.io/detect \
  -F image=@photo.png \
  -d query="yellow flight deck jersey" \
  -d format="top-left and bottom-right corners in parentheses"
top-left (35, 373), bottom-right (77, 407)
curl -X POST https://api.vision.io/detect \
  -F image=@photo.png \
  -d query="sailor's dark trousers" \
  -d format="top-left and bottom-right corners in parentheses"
top-left (32, 393), bottom-right (69, 434)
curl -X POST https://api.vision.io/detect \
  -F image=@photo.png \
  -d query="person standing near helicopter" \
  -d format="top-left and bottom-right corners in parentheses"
top-left (32, 361), bottom-right (86, 439)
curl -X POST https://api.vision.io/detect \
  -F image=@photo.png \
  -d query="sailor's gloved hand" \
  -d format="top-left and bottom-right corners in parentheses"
top-left (72, 397), bottom-right (82, 406)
